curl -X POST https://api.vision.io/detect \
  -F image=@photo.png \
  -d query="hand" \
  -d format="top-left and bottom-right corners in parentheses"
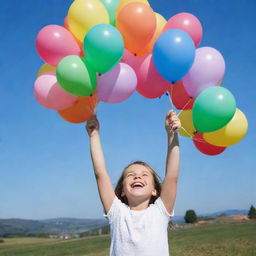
top-left (165, 110), bottom-right (181, 136)
top-left (86, 115), bottom-right (100, 137)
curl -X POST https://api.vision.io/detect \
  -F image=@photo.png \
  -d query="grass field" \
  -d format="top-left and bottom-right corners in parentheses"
top-left (0, 221), bottom-right (255, 256)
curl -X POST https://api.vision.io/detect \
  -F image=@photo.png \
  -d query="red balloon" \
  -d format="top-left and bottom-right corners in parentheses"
top-left (164, 12), bottom-right (202, 47)
top-left (168, 80), bottom-right (194, 109)
top-left (193, 132), bottom-right (226, 155)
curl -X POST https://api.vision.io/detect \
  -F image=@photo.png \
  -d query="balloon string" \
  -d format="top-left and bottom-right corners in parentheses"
top-left (166, 85), bottom-right (192, 117)
top-left (180, 127), bottom-right (209, 144)
top-left (177, 98), bottom-right (192, 117)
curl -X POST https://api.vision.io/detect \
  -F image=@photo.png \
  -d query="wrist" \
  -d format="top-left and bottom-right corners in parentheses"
top-left (167, 132), bottom-right (179, 144)
top-left (90, 130), bottom-right (99, 138)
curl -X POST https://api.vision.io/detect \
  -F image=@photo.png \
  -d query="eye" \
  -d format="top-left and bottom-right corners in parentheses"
top-left (127, 173), bottom-right (133, 177)
top-left (143, 173), bottom-right (148, 176)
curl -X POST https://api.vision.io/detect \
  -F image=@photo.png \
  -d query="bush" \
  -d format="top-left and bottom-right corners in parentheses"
top-left (0, 239), bottom-right (4, 243)
top-left (184, 209), bottom-right (198, 224)
top-left (248, 205), bottom-right (256, 219)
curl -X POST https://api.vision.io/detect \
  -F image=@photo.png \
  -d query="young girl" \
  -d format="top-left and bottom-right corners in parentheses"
top-left (86, 110), bottom-right (181, 256)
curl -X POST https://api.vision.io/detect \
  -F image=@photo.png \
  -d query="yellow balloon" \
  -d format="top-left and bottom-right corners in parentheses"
top-left (203, 108), bottom-right (248, 147)
top-left (37, 64), bottom-right (56, 77)
top-left (137, 13), bottom-right (167, 56)
top-left (116, 0), bottom-right (149, 14)
top-left (178, 110), bottom-right (196, 138)
top-left (68, 0), bottom-right (109, 42)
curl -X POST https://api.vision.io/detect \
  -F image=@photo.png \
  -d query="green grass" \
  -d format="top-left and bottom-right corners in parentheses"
top-left (0, 222), bottom-right (255, 256)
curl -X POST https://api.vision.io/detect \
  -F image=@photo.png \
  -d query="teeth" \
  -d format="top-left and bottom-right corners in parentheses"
top-left (131, 182), bottom-right (144, 188)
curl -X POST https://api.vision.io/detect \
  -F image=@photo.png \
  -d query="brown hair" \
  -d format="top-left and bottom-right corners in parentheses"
top-left (114, 161), bottom-right (162, 206)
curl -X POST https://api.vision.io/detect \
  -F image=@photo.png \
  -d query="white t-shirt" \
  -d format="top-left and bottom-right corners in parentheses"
top-left (103, 195), bottom-right (174, 256)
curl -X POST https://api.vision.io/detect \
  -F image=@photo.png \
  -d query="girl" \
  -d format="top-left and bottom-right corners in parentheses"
top-left (86, 110), bottom-right (181, 256)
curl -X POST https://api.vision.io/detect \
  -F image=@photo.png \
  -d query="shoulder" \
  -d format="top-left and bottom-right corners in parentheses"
top-left (153, 197), bottom-right (175, 218)
top-left (103, 196), bottom-right (127, 223)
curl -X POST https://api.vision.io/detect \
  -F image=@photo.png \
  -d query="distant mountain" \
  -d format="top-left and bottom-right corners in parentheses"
top-left (171, 209), bottom-right (248, 223)
top-left (200, 209), bottom-right (248, 217)
top-left (0, 218), bottom-right (108, 236)
top-left (0, 209), bottom-right (248, 235)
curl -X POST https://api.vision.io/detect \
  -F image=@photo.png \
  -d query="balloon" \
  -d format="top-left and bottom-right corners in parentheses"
top-left (96, 63), bottom-right (137, 103)
top-left (121, 49), bottom-right (137, 66)
top-left (182, 47), bottom-right (225, 98)
top-left (34, 74), bottom-right (78, 110)
top-left (137, 13), bottom-right (167, 56)
top-left (168, 80), bottom-right (194, 110)
top-left (116, 0), bottom-right (149, 14)
top-left (135, 54), bottom-right (171, 98)
top-left (84, 24), bottom-right (124, 74)
top-left (36, 25), bottom-right (82, 66)
top-left (193, 132), bottom-right (226, 156)
top-left (116, 2), bottom-right (156, 54)
top-left (100, 0), bottom-right (120, 26)
top-left (37, 64), bottom-right (56, 77)
top-left (63, 16), bottom-right (83, 50)
top-left (153, 29), bottom-right (195, 83)
top-left (58, 95), bottom-right (98, 123)
top-left (56, 55), bottom-right (97, 97)
top-left (178, 110), bottom-right (196, 137)
top-left (203, 108), bottom-right (248, 147)
top-left (192, 86), bottom-right (236, 133)
top-left (164, 12), bottom-right (202, 47)
top-left (67, 0), bottom-right (109, 42)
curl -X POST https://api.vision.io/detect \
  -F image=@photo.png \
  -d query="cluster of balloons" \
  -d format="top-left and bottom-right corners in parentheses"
top-left (34, 0), bottom-right (248, 155)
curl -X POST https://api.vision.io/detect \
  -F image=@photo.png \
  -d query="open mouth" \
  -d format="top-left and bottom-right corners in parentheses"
top-left (131, 182), bottom-right (145, 189)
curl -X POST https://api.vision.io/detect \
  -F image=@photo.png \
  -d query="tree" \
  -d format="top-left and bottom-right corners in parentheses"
top-left (248, 205), bottom-right (256, 219)
top-left (184, 209), bottom-right (198, 223)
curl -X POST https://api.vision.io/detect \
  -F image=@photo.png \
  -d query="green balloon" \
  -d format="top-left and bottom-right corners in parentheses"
top-left (192, 86), bottom-right (236, 133)
top-left (56, 55), bottom-right (96, 97)
top-left (100, 0), bottom-right (120, 26)
top-left (84, 24), bottom-right (124, 74)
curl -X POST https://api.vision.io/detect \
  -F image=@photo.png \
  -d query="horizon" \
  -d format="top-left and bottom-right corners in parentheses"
top-left (0, 0), bottom-right (255, 219)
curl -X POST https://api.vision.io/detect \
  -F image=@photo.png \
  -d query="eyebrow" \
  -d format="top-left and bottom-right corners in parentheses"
top-left (125, 170), bottom-right (150, 175)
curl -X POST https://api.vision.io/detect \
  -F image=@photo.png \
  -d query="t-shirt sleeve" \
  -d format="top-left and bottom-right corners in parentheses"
top-left (154, 196), bottom-right (174, 218)
top-left (103, 195), bottom-right (123, 224)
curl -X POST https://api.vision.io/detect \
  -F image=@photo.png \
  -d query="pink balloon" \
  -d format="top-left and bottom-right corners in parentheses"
top-left (182, 47), bottom-right (225, 98)
top-left (122, 50), bottom-right (170, 98)
top-left (121, 49), bottom-right (138, 68)
top-left (136, 54), bottom-right (171, 98)
top-left (164, 12), bottom-right (202, 47)
top-left (34, 74), bottom-right (78, 110)
top-left (36, 25), bottom-right (81, 66)
top-left (96, 63), bottom-right (137, 103)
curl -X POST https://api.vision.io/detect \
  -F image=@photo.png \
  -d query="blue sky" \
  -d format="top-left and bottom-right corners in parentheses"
top-left (0, 0), bottom-right (255, 219)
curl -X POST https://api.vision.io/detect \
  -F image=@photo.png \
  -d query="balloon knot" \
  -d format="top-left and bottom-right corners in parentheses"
top-left (134, 53), bottom-right (137, 57)
top-left (171, 81), bottom-right (175, 85)
top-left (189, 96), bottom-right (193, 99)
top-left (165, 92), bottom-right (169, 96)
top-left (193, 131), bottom-right (198, 135)
top-left (90, 94), bottom-right (93, 97)
top-left (98, 73), bottom-right (102, 76)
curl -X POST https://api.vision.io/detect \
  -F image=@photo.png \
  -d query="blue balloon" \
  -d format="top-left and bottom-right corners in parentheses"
top-left (153, 29), bottom-right (195, 83)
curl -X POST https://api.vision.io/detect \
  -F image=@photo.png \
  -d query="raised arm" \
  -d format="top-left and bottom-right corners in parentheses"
top-left (86, 115), bottom-right (115, 214)
top-left (160, 110), bottom-right (181, 215)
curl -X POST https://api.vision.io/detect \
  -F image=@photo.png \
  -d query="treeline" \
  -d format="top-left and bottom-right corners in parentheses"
top-left (184, 204), bottom-right (256, 224)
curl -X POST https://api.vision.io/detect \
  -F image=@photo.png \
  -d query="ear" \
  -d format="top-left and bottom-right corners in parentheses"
top-left (152, 189), bottom-right (157, 196)
top-left (121, 191), bottom-right (125, 197)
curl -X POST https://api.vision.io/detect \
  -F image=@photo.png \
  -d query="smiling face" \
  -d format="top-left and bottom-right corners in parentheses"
top-left (121, 164), bottom-right (157, 202)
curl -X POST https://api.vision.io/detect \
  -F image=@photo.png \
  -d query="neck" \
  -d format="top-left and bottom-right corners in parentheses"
top-left (128, 198), bottom-right (151, 211)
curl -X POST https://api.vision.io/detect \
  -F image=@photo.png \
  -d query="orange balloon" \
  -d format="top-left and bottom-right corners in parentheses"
top-left (63, 16), bottom-right (83, 52)
top-left (137, 13), bottom-right (167, 56)
top-left (58, 95), bottom-right (98, 123)
top-left (116, 3), bottom-right (156, 55)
